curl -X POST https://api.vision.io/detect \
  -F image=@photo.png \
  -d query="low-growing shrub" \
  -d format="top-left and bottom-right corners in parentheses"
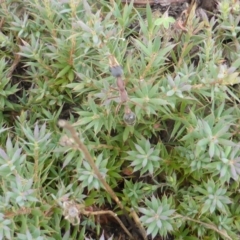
top-left (0, 0), bottom-right (240, 239)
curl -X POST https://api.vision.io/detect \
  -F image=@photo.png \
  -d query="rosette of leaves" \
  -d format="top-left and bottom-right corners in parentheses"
top-left (123, 180), bottom-right (157, 206)
top-left (125, 137), bottom-right (161, 175)
top-left (194, 179), bottom-right (232, 214)
top-left (139, 195), bottom-right (175, 238)
top-left (76, 153), bottom-right (108, 191)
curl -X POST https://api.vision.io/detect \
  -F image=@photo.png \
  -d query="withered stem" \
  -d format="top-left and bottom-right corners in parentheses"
top-left (82, 209), bottom-right (133, 239)
top-left (58, 120), bottom-right (145, 239)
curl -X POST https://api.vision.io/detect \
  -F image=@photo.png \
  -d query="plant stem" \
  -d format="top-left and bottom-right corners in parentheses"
top-left (58, 120), bottom-right (147, 239)
top-left (82, 208), bottom-right (133, 239)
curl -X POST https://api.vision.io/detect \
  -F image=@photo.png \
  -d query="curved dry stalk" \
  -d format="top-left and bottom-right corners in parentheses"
top-left (131, 209), bottom-right (148, 240)
top-left (58, 120), bottom-right (147, 239)
top-left (82, 209), bottom-right (134, 239)
top-left (174, 214), bottom-right (232, 240)
top-left (58, 120), bottom-right (124, 209)
top-left (121, 0), bottom-right (186, 6)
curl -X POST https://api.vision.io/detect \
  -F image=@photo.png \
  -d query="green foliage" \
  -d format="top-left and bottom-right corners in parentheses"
top-left (126, 137), bottom-right (161, 175)
top-left (194, 179), bottom-right (232, 214)
top-left (123, 180), bottom-right (157, 206)
top-left (0, 59), bottom-right (19, 111)
top-left (77, 153), bottom-right (108, 191)
top-left (139, 196), bottom-right (175, 238)
top-left (0, 213), bottom-right (12, 240)
top-left (1, 0), bottom-right (240, 239)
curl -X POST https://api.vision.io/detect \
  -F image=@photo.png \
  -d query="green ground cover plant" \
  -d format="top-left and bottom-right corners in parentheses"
top-left (0, 0), bottom-right (240, 239)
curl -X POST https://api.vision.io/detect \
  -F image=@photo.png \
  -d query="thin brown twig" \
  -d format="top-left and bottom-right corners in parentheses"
top-left (108, 55), bottom-right (135, 119)
top-left (177, 0), bottom-right (197, 42)
top-left (174, 214), bottom-right (233, 240)
top-left (58, 120), bottom-right (140, 239)
top-left (6, 53), bottom-right (21, 78)
top-left (108, 55), bottom-right (129, 104)
top-left (82, 209), bottom-right (133, 239)
top-left (121, 0), bottom-right (187, 6)
top-left (131, 209), bottom-right (148, 240)
top-left (175, 0), bottom-right (197, 68)
top-left (58, 120), bottom-right (124, 209)
top-left (0, 17), bottom-right (5, 29)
